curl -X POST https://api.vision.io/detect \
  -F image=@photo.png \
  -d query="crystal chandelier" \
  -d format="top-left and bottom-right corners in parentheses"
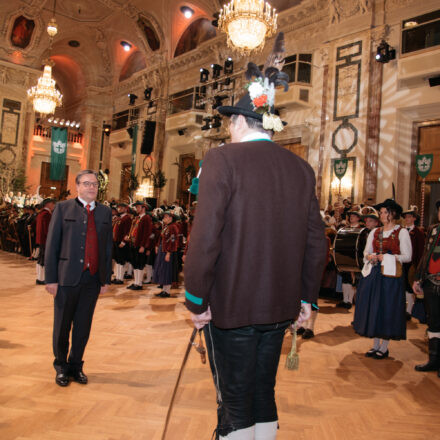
top-left (27, 0), bottom-right (62, 115)
top-left (27, 64), bottom-right (62, 114)
top-left (218, 0), bottom-right (278, 55)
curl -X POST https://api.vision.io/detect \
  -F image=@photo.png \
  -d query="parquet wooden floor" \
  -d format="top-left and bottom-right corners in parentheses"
top-left (0, 251), bottom-right (439, 440)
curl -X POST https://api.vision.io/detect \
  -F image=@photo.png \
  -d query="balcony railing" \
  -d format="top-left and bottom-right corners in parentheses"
top-left (33, 125), bottom-right (83, 144)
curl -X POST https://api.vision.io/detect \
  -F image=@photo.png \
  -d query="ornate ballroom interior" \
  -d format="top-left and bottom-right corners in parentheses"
top-left (0, 0), bottom-right (439, 215)
top-left (1, 1), bottom-right (440, 439)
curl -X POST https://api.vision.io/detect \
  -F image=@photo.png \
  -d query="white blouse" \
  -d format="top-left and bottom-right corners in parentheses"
top-left (363, 225), bottom-right (412, 264)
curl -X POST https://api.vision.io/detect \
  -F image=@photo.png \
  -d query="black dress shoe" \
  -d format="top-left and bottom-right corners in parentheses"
top-left (373, 349), bottom-right (389, 360)
top-left (127, 284), bottom-right (135, 289)
top-left (71, 370), bottom-right (88, 384)
top-left (155, 291), bottom-right (170, 298)
top-left (36, 279), bottom-right (45, 285)
top-left (345, 302), bottom-right (353, 310)
top-left (55, 372), bottom-right (70, 387)
top-left (365, 348), bottom-right (377, 358)
top-left (302, 329), bottom-right (315, 339)
top-left (406, 312), bottom-right (412, 321)
top-left (296, 327), bottom-right (306, 335)
top-left (112, 279), bottom-right (124, 285)
top-left (336, 301), bottom-right (346, 308)
top-left (131, 285), bottom-right (143, 291)
top-left (124, 274), bottom-right (133, 279)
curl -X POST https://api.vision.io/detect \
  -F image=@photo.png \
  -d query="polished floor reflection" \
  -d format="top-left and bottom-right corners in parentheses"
top-left (0, 251), bottom-right (439, 440)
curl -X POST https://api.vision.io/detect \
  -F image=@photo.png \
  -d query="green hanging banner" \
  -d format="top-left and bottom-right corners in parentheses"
top-left (334, 158), bottom-right (348, 179)
top-left (131, 124), bottom-right (138, 176)
top-left (50, 127), bottom-right (68, 180)
top-left (416, 154), bottom-right (433, 178)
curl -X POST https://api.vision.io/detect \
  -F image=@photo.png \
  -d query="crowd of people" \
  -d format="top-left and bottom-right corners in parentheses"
top-left (0, 195), bottom-right (195, 297)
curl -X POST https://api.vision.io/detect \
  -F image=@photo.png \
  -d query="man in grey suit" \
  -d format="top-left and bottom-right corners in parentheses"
top-left (45, 170), bottom-right (113, 387)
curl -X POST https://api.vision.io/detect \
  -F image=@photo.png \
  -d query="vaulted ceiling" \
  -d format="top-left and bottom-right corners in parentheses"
top-left (1, 0), bottom-right (304, 107)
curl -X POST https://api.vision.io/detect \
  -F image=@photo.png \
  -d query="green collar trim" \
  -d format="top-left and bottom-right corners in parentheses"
top-left (245, 138), bottom-right (274, 143)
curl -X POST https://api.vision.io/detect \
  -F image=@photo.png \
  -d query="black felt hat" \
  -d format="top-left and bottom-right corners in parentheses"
top-left (374, 199), bottom-right (403, 217)
top-left (42, 198), bottom-right (56, 206)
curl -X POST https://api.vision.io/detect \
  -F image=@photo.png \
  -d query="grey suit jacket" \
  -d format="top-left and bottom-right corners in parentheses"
top-left (45, 198), bottom-right (113, 286)
top-left (184, 140), bottom-right (327, 329)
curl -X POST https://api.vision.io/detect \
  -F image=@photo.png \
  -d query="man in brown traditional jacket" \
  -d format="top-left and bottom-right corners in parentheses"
top-left (184, 59), bottom-right (327, 439)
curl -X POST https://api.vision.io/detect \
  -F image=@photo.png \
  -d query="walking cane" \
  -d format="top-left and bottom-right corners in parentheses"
top-left (161, 328), bottom-right (206, 440)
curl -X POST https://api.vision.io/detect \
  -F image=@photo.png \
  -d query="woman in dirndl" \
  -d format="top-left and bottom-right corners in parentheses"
top-left (153, 211), bottom-right (179, 298)
top-left (353, 199), bottom-right (412, 359)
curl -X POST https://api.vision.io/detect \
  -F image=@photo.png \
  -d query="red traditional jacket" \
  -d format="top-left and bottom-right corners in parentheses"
top-left (113, 214), bottom-right (132, 243)
top-left (36, 208), bottom-right (52, 245)
top-left (134, 214), bottom-right (153, 248)
top-left (372, 226), bottom-right (401, 255)
top-left (160, 223), bottom-right (179, 253)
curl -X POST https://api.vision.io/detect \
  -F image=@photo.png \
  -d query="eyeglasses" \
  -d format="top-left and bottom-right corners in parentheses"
top-left (79, 181), bottom-right (98, 188)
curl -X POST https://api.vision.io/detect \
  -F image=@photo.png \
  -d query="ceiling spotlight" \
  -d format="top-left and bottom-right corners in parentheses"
top-left (129, 93), bottom-right (138, 105)
top-left (70, 121), bottom-right (76, 127)
top-left (76, 122), bottom-right (80, 128)
top-left (121, 41), bottom-right (132, 52)
top-left (66, 120), bottom-right (70, 126)
top-left (211, 63), bottom-right (223, 79)
top-left (224, 57), bottom-right (234, 74)
top-left (144, 87), bottom-right (153, 100)
top-left (375, 40), bottom-right (396, 63)
top-left (48, 117), bottom-right (53, 123)
top-left (180, 6), bottom-right (194, 19)
top-left (200, 68), bottom-right (209, 83)
top-left (59, 119), bottom-right (65, 126)
top-left (54, 118), bottom-right (59, 124)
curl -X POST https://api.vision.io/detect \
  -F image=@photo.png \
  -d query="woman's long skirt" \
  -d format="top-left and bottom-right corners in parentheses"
top-left (353, 265), bottom-right (406, 340)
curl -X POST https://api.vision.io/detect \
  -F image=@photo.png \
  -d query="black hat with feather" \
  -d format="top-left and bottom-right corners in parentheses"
top-left (218, 33), bottom-right (289, 132)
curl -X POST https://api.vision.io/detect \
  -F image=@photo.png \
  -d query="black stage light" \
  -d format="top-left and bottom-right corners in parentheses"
top-left (201, 117), bottom-right (212, 131)
top-left (128, 93), bottom-right (138, 105)
top-left (211, 63), bottom-right (223, 79)
top-left (375, 40), bottom-right (396, 64)
top-left (200, 68), bottom-right (209, 83)
top-left (212, 95), bottom-right (227, 109)
top-left (144, 87), bottom-right (153, 100)
top-left (211, 115), bottom-right (222, 129)
top-left (211, 12), bottom-right (219, 27)
top-left (224, 77), bottom-right (231, 86)
top-left (224, 57), bottom-right (233, 74)
top-left (127, 126), bottom-right (134, 138)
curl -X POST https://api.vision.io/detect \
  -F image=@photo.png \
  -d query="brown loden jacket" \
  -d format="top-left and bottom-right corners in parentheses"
top-left (184, 139), bottom-right (327, 329)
